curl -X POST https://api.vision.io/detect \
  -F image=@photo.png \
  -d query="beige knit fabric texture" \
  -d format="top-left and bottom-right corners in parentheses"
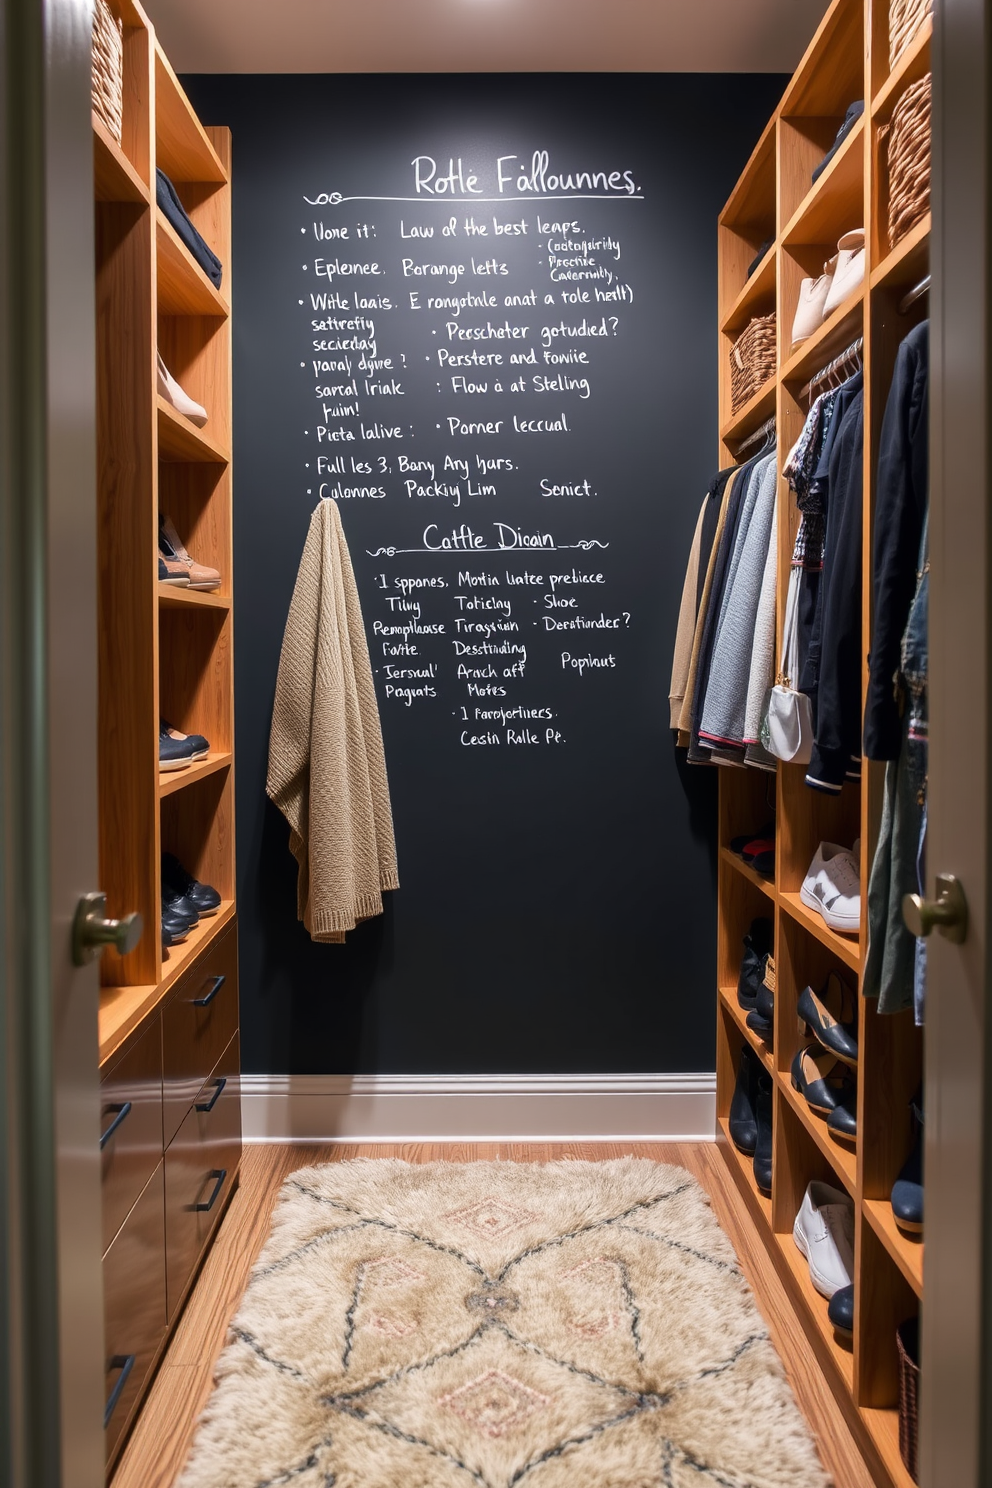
top-left (178, 1158), bottom-right (830, 1488)
top-left (267, 500), bottom-right (399, 942)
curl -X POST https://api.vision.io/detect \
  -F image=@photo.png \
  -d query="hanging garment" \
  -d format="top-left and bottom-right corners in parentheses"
top-left (699, 451), bottom-right (778, 752)
top-left (669, 468), bottom-right (733, 730)
top-left (676, 467), bottom-right (740, 748)
top-left (864, 320), bottom-right (929, 759)
top-left (267, 500), bottom-right (399, 943)
top-left (156, 169), bottom-right (223, 287)
top-left (743, 487), bottom-right (779, 770)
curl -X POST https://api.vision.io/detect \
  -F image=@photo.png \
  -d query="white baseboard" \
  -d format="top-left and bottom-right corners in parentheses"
top-left (240, 1072), bottom-right (717, 1143)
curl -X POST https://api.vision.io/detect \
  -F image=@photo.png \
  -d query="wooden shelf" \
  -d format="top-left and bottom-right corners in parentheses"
top-left (156, 209), bottom-right (229, 318)
top-left (157, 396), bottom-right (229, 464)
top-left (720, 116), bottom-right (778, 235)
top-left (98, 901), bottom-right (235, 1068)
top-left (773, 1230), bottom-right (855, 1392)
top-left (780, 288), bottom-right (864, 386)
top-left (93, 114), bottom-right (149, 204)
top-left (778, 891), bottom-right (862, 972)
top-left (158, 752), bottom-right (232, 799)
top-left (720, 377), bottom-right (777, 446)
top-left (779, 1073), bottom-right (858, 1198)
top-left (720, 247), bottom-right (777, 335)
top-left (157, 582), bottom-right (231, 612)
top-left (871, 214), bottom-right (931, 294)
top-left (872, 15), bottom-right (933, 119)
top-left (719, 985), bottom-right (774, 1072)
top-left (781, 0), bottom-right (864, 118)
top-left (717, 1117), bottom-right (773, 1227)
top-left (861, 1406), bottom-right (916, 1488)
top-left (154, 44), bottom-right (227, 184)
top-left (863, 1199), bottom-right (924, 1297)
top-left (782, 116), bottom-right (865, 248)
top-left (719, 846), bottom-right (775, 899)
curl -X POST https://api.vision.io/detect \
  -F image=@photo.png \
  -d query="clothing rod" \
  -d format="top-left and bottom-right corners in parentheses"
top-left (733, 414), bottom-right (776, 454)
top-left (798, 336), bottom-right (864, 401)
top-left (899, 273), bottom-right (931, 314)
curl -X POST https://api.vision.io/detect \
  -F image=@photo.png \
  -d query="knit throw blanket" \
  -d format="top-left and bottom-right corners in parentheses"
top-left (267, 500), bottom-right (399, 942)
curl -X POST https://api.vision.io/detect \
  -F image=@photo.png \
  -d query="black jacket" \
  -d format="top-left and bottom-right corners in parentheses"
top-left (864, 321), bottom-right (929, 758)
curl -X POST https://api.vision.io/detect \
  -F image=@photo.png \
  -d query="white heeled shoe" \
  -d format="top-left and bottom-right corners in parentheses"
top-left (157, 351), bottom-right (208, 427)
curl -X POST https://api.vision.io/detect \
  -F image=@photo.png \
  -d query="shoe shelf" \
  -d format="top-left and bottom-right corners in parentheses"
top-left (719, 986), bottom-right (774, 1074)
top-left (870, 214), bottom-right (930, 295)
top-left (861, 1405), bottom-right (917, 1488)
top-left (778, 289), bottom-right (864, 387)
top-left (158, 582), bottom-right (231, 612)
top-left (157, 396), bottom-right (230, 464)
top-left (155, 42), bottom-right (227, 186)
top-left (779, 1073), bottom-right (858, 1198)
top-left (717, 1119), bottom-right (773, 1227)
top-left (719, 246), bottom-right (777, 337)
top-left (863, 1199), bottom-right (923, 1297)
top-left (871, 13), bottom-right (932, 119)
top-left (156, 209), bottom-right (230, 318)
top-left (158, 752), bottom-right (233, 800)
top-left (719, 846), bottom-right (775, 900)
top-left (93, 114), bottom-right (149, 205)
top-left (781, 115), bottom-right (865, 251)
top-left (772, 1229), bottom-right (857, 1391)
top-left (777, 891), bottom-right (862, 973)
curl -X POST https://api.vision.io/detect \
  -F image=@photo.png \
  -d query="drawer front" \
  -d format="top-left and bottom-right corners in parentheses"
top-left (101, 1016), bottom-right (163, 1255)
top-left (162, 920), bottom-right (238, 1146)
top-left (164, 1030), bottom-right (241, 1321)
top-left (103, 1161), bottom-right (168, 1466)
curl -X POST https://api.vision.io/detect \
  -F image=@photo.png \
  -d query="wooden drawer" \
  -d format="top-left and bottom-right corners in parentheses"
top-left (162, 920), bottom-right (238, 1146)
top-left (103, 1160), bottom-right (168, 1466)
top-left (100, 1015), bottom-right (163, 1255)
top-left (164, 1030), bottom-right (241, 1320)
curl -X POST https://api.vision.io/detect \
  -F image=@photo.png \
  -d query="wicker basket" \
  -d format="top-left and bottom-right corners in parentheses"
top-left (92, 0), bottom-right (124, 145)
top-left (889, 0), bottom-right (932, 70)
top-left (730, 313), bottom-right (776, 414)
top-left (897, 1317), bottom-right (920, 1483)
top-left (885, 72), bottom-right (931, 249)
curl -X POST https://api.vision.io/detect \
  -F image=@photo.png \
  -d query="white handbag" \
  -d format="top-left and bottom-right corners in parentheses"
top-left (762, 566), bottom-right (814, 763)
top-left (822, 229), bottom-right (865, 318)
top-left (791, 270), bottom-right (834, 347)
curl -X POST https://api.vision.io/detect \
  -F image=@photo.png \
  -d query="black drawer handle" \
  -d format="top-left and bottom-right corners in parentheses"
top-left (104, 1353), bottom-right (135, 1428)
top-left (99, 1101), bottom-right (132, 1151)
top-left (192, 974), bottom-right (225, 1007)
top-left (195, 1076), bottom-right (226, 1114)
top-left (195, 1168), bottom-right (228, 1212)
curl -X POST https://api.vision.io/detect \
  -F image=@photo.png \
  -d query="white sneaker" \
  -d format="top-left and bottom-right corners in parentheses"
top-left (157, 351), bottom-right (209, 427)
top-left (793, 1180), bottom-right (854, 1298)
top-left (800, 841), bottom-right (861, 933)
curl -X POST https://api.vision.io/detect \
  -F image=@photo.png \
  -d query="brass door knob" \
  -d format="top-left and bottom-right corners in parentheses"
top-left (902, 874), bottom-right (968, 945)
top-left (72, 892), bottom-right (143, 966)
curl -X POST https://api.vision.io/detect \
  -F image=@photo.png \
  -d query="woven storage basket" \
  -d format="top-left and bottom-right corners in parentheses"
top-left (885, 72), bottom-right (931, 249)
top-left (92, 0), bottom-right (124, 145)
top-left (889, 0), bottom-right (932, 70)
top-left (897, 1317), bottom-right (920, 1484)
top-left (730, 313), bottom-right (776, 414)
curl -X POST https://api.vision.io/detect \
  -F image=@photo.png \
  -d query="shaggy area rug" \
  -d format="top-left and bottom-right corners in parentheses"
top-left (178, 1158), bottom-right (829, 1488)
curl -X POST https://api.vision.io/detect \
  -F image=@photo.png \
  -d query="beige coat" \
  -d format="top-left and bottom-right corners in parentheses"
top-left (267, 500), bottom-right (399, 942)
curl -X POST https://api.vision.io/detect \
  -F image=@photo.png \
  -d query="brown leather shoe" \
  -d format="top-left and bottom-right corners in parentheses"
top-left (159, 515), bottom-right (221, 590)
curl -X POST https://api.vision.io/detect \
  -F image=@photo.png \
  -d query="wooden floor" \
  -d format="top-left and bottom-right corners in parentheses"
top-left (110, 1142), bottom-right (874, 1488)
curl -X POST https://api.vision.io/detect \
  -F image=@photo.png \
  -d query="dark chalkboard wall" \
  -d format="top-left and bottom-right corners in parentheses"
top-left (180, 73), bottom-right (785, 1076)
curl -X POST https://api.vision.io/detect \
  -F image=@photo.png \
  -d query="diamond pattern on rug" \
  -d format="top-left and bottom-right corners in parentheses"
top-left (177, 1158), bottom-right (831, 1488)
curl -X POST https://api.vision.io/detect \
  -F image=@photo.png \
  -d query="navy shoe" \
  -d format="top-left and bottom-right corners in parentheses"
top-left (162, 907), bottom-right (191, 943)
top-left (160, 718), bottom-right (209, 763)
top-left (159, 720), bottom-right (197, 770)
top-left (737, 917), bottom-right (773, 1011)
top-left (828, 1282), bottom-right (854, 1338)
top-left (162, 852), bottom-right (221, 917)
top-left (812, 100), bottom-right (865, 183)
top-left (892, 1131), bottom-right (923, 1234)
top-left (729, 1047), bottom-right (762, 1156)
top-left (747, 964), bottom-right (775, 1039)
top-left (798, 970), bottom-right (858, 1067)
top-left (791, 1044), bottom-right (850, 1117)
top-left (752, 1075), bottom-right (773, 1195)
top-left (826, 1084), bottom-right (858, 1144)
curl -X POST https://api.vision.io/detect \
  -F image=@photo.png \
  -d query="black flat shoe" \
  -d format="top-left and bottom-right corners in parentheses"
top-left (163, 851), bottom-right (222, 917)
top-left (752, 1074), bottom-right (773, 1195)
top-left (892, 1130), bottom-right (923, 1234)
top-left (791, 1044), bottom-right (850, 1116)
top-left (747, 963), bottom-right (775, 1039)
top-left (826, 1084), bottom-right (858, 1143)
top-left (729, 1047), bottom-right (762, 1156)
top-left (797, 970), bottom-right (858, 1067)
top-left (737, 917), bottom-right (773, 1011)
top-left (828, 1282), bottom-right (854, 1338)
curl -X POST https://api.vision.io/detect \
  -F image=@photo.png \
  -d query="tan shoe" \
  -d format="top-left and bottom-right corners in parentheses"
top-left (159, 515), bottom-right (221, 590)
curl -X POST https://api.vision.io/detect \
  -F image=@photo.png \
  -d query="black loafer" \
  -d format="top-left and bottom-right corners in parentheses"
top-left (162, 908), bottom-right (191, 943)
top-left (752, 1075), bottom-right (773, 1195)
top-left (163, 888), bottom-right (199, 927)
top-left (891, 1130), bottom-right (923, 1234)
top-left (737, 917), bottom-right (773, 1011)
top-left (797, 970), bottom-right (858, 1066)
top-left (747, 969), bottom-right (775, 1039)
top-left (828, 1282), bottom-right (854, 1338)
top-left (162, 851), bottom-right (222, 917)
top-left (791, 1044), bottom-right (850, 1116)
top-left (826, 1085), bottom-right (858, 1143)
top-left (729, 1047), bottom-right (762, 1155)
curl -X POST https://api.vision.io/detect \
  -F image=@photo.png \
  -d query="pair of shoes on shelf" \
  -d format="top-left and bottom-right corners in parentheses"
top-left (794, 1180), bottom-right (855, 1331)
top-left (747, 953), bottom-right (776, 1040)
top-left (801, 840), bottom-right (861, 935)
top-left (162, 852), bottom-right (221, 948)
top-left (790, 229), bottom-right (866, 347)
top-left (737, 916), bottom-right (773, 1012)
top-left (158, 514), bottom-right (221, 590)
top-left (792, 968), bottom-right (859, 1144)
top-left (811, 101), bottom-right (865, 185)
top-left (729, 823), bottom-right (775, 877)
top-left (892, 1089), bottom-right (924, 1234)
top-left (728, 1047), bottom-right (774, 1195)
top-left (159, 718), bottom-right (211, 771)
top-left (157, 351), bottom-right (208, 427)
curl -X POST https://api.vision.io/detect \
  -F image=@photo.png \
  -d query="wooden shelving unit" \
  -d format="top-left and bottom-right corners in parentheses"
top-left (714, 2), bottom-right (929, 1483)
top-left (93, 0), bottom-right (240, 1473)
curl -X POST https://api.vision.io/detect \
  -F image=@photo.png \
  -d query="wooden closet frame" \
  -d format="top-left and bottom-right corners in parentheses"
top-left (92, 0), bottom-right (241, 1472)
top-left (714, 2), bottom-right (929, 1484)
